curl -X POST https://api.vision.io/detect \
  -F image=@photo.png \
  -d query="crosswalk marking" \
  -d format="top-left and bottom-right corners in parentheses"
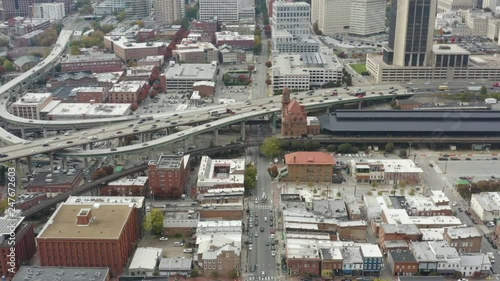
top-left (256, 205), bottom-right (270, 208)
top-left (245, 276), bottom-right (278, 281)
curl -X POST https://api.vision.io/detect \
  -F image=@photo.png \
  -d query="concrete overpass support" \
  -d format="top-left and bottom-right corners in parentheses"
top-left (84, 157), bottom-right (89, 168)
top-left (83, 144), bottom-right (87, 150)
top-left (49, 151), bottom-right (54, 171)
top-left (62, 157), bottom-right (67, 170)
top-left (241, 121), bottom-right (246, 140)
top-left (20, 127), bottom-right (25, 139)
top-left (26, 156), bottom-right (32, 175)
top-left (358, 101), bottom-right (362, 110)
top-left (14, 159), bottom-right (22, 192)
top-left (43, 128), bottom-right (48, 138)
top-left (119, 137), bottom-right (125, 146)
top-left (213, 129), bottom-right (219, 146)
top-left (271, 113), bottom-right (277, 133)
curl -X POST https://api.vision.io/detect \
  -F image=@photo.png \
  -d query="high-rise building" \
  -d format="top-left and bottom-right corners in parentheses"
top-left (32, 3), bottom-right (65, 20)
top-left (125, 0), bottom-right (151, 18)
top-left (272, 1), bottom-right (310, 37)
top-left (310, 0), bottom-right (350, 35)
top-left (154, 0), bottom-right (185, 23)
top-left (2, 0), bottom-right (32, 18)
top-left (198, 0), bottom-right (239, 22)
top-left (349, 0), bottom-right (386, 36)
top-left (148, 155), bottom-right (190, 198)
top-left (383, 0), bottom-right (437, 67)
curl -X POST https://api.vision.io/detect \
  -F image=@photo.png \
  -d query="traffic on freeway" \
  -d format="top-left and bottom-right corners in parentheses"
top-left (0, 84), bottom-right (408, 161)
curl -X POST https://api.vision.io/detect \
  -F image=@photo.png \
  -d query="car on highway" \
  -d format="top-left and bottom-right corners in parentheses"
top-left (142, 143), bottom-right (149, 147)
top-left (458, 207), bottom-right (463, 212)
top-left (42, 144), bottom-right (49, 147)
top-left (205, 124), bottom-right (211, 127)
top-left (111, 148), bottom-right (117, 151)
top-left (271, 251), bottom-right (276, 256)
top-left (260, 227), bottom-right (264, 232)
top-left (159, 237), bottom-right (168, 241)
top-left (254, 232), bottom-right (258, 237)
top-left (23, 140), bottom-right (31, 144)
top-left (178, 132), bottom-right (184, 136)
top-left (0, 154), bottom-right (8, 158)
top-left (64, 132), bottom-right (72, 136)
top-left (116, 131), bottom-right (122, 134)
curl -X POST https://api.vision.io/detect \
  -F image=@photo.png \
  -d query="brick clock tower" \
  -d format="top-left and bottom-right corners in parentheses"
top-left (281, 87), bottom-right (290, 118)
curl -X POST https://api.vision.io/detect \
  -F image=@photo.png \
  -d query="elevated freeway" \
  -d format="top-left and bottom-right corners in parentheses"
top-left (0, 85), bottom-right (411, 161)
top-left (0, 30), bottom-right (73, 144)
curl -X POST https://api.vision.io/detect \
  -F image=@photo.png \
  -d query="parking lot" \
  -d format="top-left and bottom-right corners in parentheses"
top-left (137, 92), bottom-right (211, 115)
top-left (435, 157), bottom-right (500, 182)
top-left (139, 233), bottom-right (194, 259)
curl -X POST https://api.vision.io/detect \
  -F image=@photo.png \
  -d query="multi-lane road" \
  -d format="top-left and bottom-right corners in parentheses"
top-left (0, 84), bottom-right (408, 162)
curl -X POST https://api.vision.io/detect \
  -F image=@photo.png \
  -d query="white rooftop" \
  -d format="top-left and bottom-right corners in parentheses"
top-left (420, 228), bottom-right (445, 241)
top-left (445, 226), bottom-right (481, 239)
top-left (107, 176), bottom-right (148, 187)
top-left (65, 196), bottom-right (145, 208)
top-left (472, 192), bottom-right (500, 212)
top-left (129, 247), bottom-right (162, 271)
top-left (215, 31), bottom-right (254, 41)
top-left (197, 156), bottom-right (246, 187)
top-left (14, 92), bottom-right (51, 105)
top-left (105, 35), bottom-right (166, 49)
top-left (109, 81), bottom-right (144, 93)
top-left (360, 244), bottom-right (383, 258)
top-left (165, 63), bottom-right (217, 80)
top-left (47, 103), bottom-right (131, 118)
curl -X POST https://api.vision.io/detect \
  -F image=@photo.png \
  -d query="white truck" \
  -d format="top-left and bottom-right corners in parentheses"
top-left (487, 252), bottom-right (495, 264)
top-left (208, 108), bottom-right (228, 116)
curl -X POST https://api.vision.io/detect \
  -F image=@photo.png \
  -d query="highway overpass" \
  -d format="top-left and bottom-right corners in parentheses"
top-left (0, 85), bottom-right (411, 162)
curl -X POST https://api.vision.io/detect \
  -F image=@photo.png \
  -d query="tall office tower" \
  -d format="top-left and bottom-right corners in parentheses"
top-left (32, 3), bottom-right (65, 20)
top-left (198, 0), bottom-right (239, 22)
top-left (349, 0), bottom-right (386, 36)
top-left (2, 0), bottom-right (32, 18)
top-left (310, 0), bottom-right (350, 35)
top-left (272, 1), bottom-right (310, 37)
top-left (125, 0), bottom-right (151, 18)
top-left (383, 0), bottom-right (437, 67)
top-left (154, 0), bottom-right (185, 23)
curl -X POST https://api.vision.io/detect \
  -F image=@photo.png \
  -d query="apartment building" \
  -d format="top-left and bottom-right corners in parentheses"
top-left (10, 92), bottom-right (52, 119)
top-left (198, 0), bottom-right (239, 22)
top-left (378, 224), bottom-right (423, 254)
top-left (387, 250), bottom-right (418, 277)
top-left (465, 10), bottom-right (489, 37)
top-left (154, 0), bottom-right (185, 23)
top-left (470, 192), bottom-right (500, 221)
top-left (61, 54), bottom-right (123, 73)
top-left (148, 155), bottom-right (190, 198)
top-left (191, 19), bottom-right (218, 43)
top-left (72, 87), bottom-right (109, 103)
top-left (215, 31), bottom-right (254, 49)
top-left (437, 0), bottom-right (475, 11)
top-left (284, 151), bottom-right (335, 182)
top-left (349, 159), bottom-right (423, 185)
top-left (32, 3), bottom-right (65, 20)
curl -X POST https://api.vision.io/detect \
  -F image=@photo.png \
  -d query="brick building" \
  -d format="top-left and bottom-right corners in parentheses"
top-left (12, 267), bottom-right (111, 281)
top-left (148, 155), bottom-right (190, 198)
top-left (73, 87), bottom-right (109, 103)
top-left (25, 170), bottom-right (84, 196)
top-left (286, 239), bottom-right (321, 276)
top-left (173, 40), bottom-right (218, 63)
top-left (200, 205), bottom-right (243, 220)
top-left (37, 203), bottom-right (139, 277)
top-left (192, 81), bottom-right (215, 97)
top-left (10, 92), bottom-right (52, 120)
top-left (201, 244), bottom-right (241, 277)
top-left (100, 176), bottom-right (149, 196)
top-left (47, 71), bottom-right (100, 90)
top-left (0, 211), bottom-right (37, 278)
top-left (191, 19), bottom-right (218, 42)
top-left (284, 151), bottom-right (335, 182)
top-left (14, 193), bottom-right (47, 211)
top-left (215, 31), bottom-right (254, 49)
top-left (378, 224), bottom-right (423, 254)
top-left (396, 99), bottom-right (420, 110)
top-left (104, 36), bottom-right (167, 61)
top-left (108, 81), bottom-right (146, 104)
top-left (61, 54), bottom-right (123, 73)
top-left (281, 87), bottom-right (320, 136)
top-left (349, 159), bottom-right (423, 185)
top-left (122, 65), bottom-right (166, 93)
top-left (137, 56), bottom-right (165, 67)
top-left (444, 226), bottom-right (482, 253)
top-left (387, 250), bottom-right (419, 276)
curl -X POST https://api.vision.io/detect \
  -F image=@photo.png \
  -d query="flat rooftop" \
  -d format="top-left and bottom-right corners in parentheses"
top-left (47, 103), bottom-right (131, 118)
top-left (472, 192), bottom-right (500, 211)
top-left (12, 266), bottom-right (109, 281)
top-left (65, 196), bottom-right (145, 207)
top-left (108, 176), bottom-right (148, 187)
top-left (432, 44), bottom-right (470, 55)
top-left (165, 63), bottom-right (217, 80)
top-left (109, 81), bottom-right (143, 93)
top-left (319, 110), bottom-right (500, 135)
top-left (65, 53), bottom-right (119, 63)
top-left (27, 170), bottom-right (82, 187)
top-left (37, 204), bottom-right (133, 240)
top-left (155, 155), bottom-right (184, 169)
top-left (13, 92), bottom-right (51, 105)
top-left (105, 35), bottom-right (166, 49)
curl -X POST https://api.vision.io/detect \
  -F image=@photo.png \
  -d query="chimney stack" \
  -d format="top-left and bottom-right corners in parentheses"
top-left (76, 208), bottom-right (93, 225)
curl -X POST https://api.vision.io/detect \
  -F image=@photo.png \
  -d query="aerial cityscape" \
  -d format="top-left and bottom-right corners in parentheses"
top-left (1, 0), bottom-right (500, 281)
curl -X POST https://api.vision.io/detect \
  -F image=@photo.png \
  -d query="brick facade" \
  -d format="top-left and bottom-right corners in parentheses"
top-left (0, 222), bottom-right (36, 278)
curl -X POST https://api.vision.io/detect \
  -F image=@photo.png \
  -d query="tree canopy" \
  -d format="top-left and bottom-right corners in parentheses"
top-left (244, 163), bottom-right (257, 191)
top-left (260, 137), bottom-right (281, 159)
top-left (144, 209), bottom-right (164, 235)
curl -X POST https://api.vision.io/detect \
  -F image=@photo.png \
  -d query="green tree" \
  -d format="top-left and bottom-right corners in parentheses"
top-left (70, 45), bottom-right (81, 55)
top-left (2, 60), bottom-right (13, 71)
top-left (116, 10), bottom-right (126, 21)
top-left (190, 270), bottom-right (199, 277)
top-left (326, 144), bottom-right (336, 152)
top-left (385, 143), bottom-right (395, 153)
top-left (144, 209), bottom-right (164, 235)
top-left (399, 149), bottom-right (408, 159)
top-left (0, 38), bottom-right (9, 47)
top-left (260, 137), bottom-right (281, 159)
top-left (312, 22), bottom-right (322, 35)
top-left (480, 85), bottom-right (487, 95)
top-left (244, 163), bottom-right (257, 191)
top-left (134, 20), bottom-right (145, 28)
top-left (185, 4), bottom-right (199, 20)
top-left (268, 166), bottom-right (278, 178)
top-left (337, 143), bottom-right (352, 153)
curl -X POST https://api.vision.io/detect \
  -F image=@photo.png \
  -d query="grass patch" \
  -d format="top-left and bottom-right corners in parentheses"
top-left (350, 64), bottom-right (367, 74)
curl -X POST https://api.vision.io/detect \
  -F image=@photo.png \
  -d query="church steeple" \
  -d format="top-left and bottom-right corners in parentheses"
top-left (281, 87), bottom-right (290, 118)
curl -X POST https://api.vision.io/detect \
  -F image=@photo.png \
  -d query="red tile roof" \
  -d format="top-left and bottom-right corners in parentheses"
top-left (284, 152), bottom-right (335, 165)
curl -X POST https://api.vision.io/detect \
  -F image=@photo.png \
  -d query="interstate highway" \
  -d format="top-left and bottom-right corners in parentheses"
top-left (0, 84), bottom-right (408, 162)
